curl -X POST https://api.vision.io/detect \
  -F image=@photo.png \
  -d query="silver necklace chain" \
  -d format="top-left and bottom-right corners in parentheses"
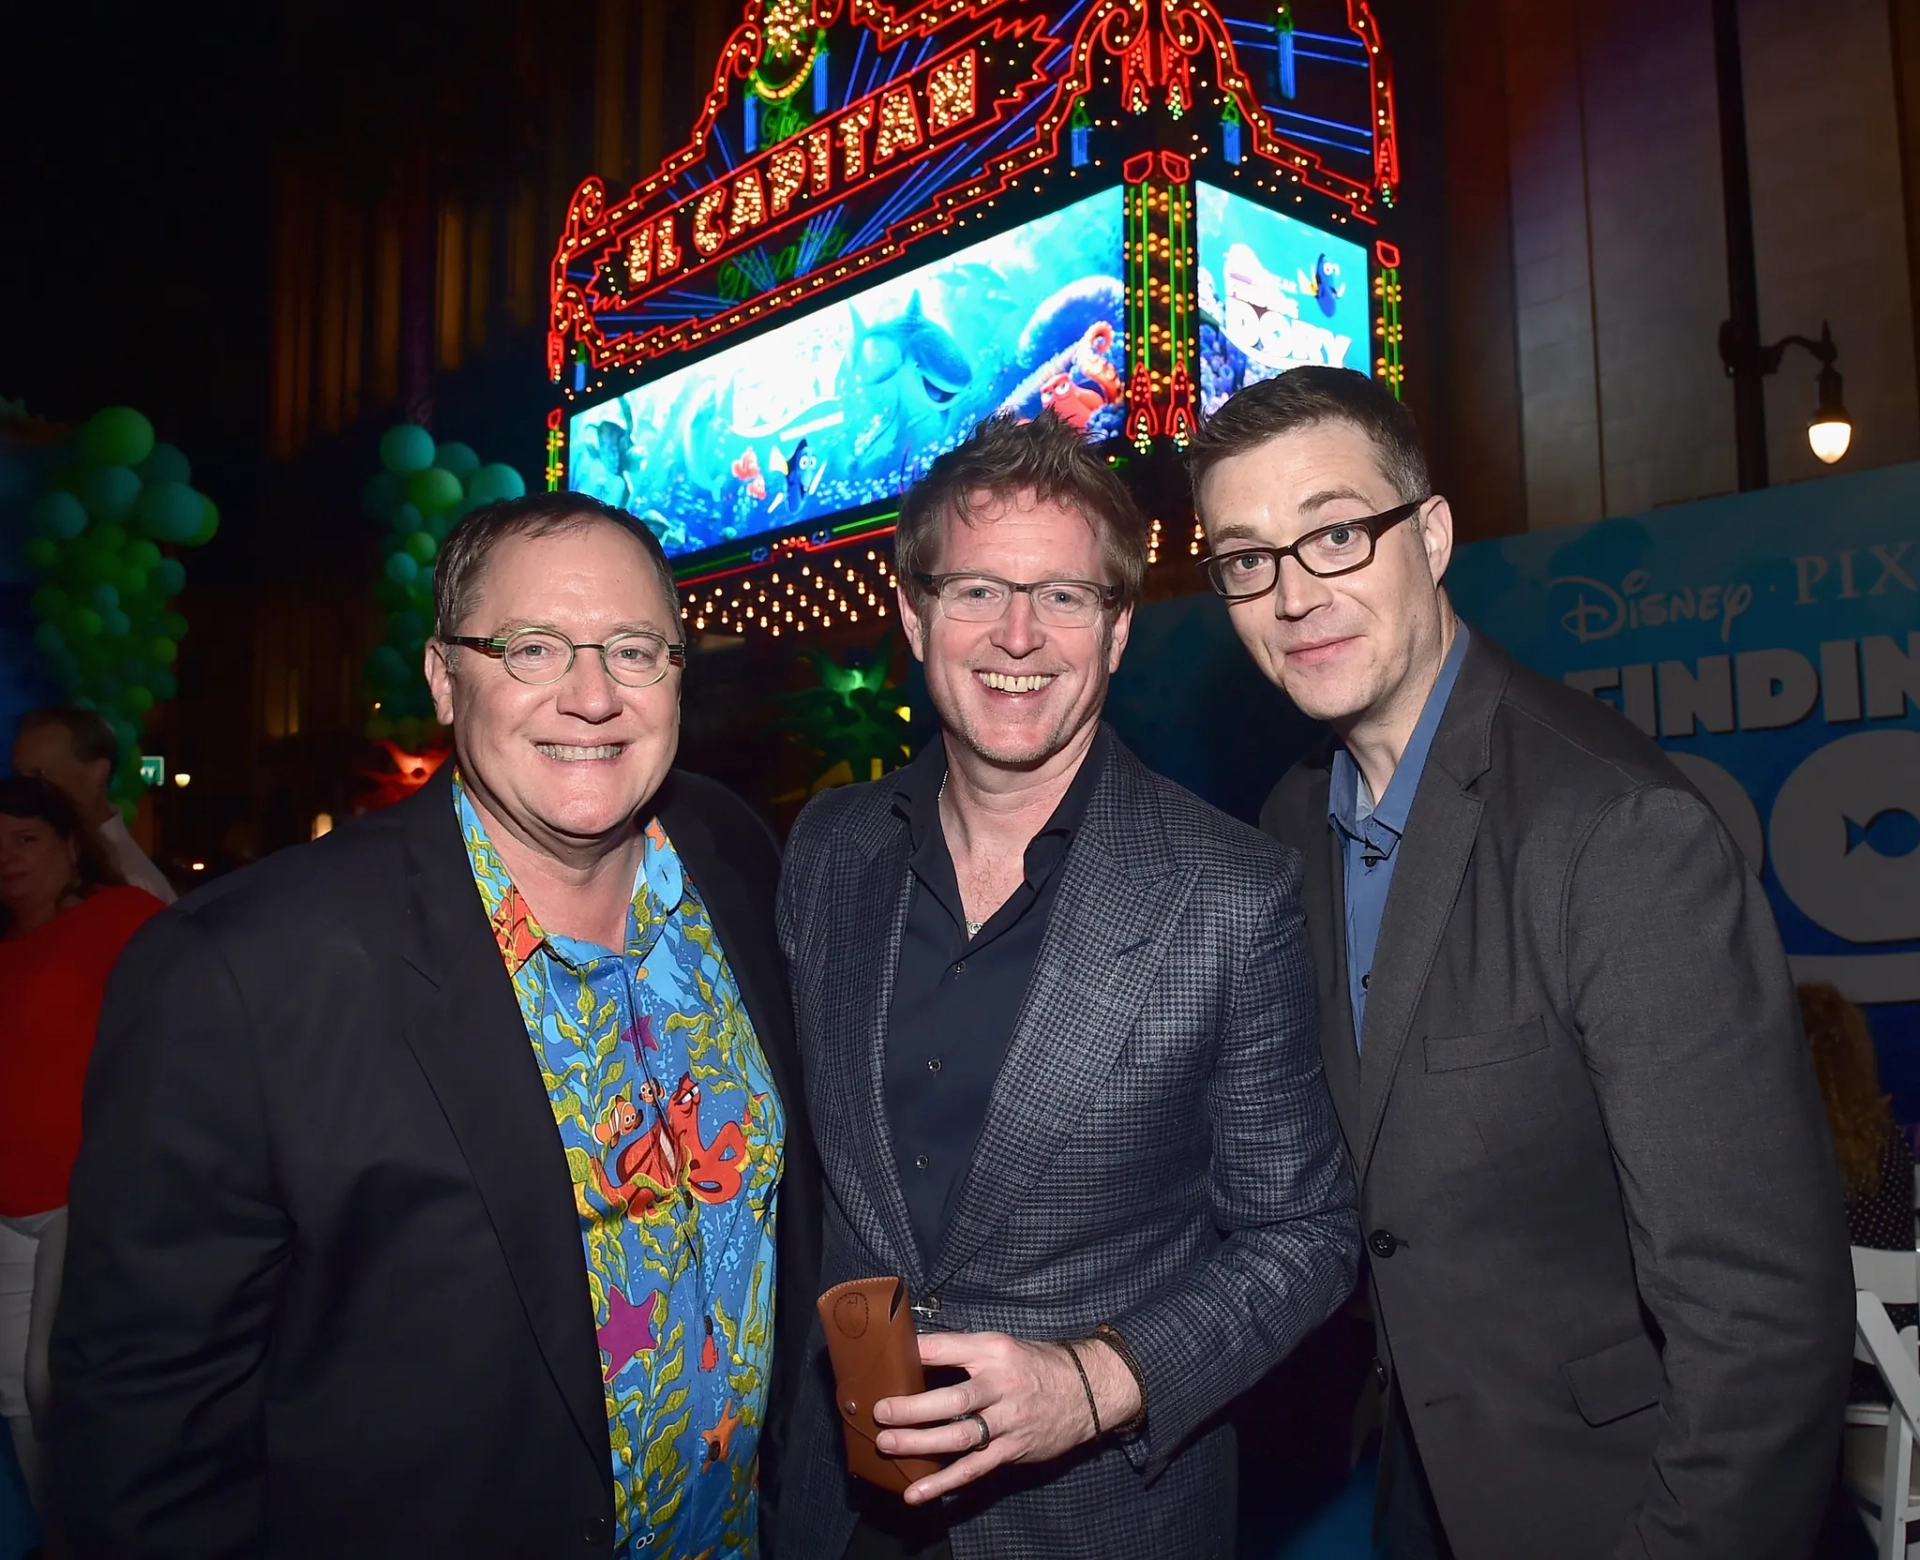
top-left (937, 772), bottom-right (986, 938)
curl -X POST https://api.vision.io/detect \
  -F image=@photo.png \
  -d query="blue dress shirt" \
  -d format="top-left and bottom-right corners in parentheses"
top-left (1328, 625), bottom-right (1471, 1048)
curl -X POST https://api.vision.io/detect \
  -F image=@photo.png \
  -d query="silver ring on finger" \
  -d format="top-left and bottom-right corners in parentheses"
top-left (964, 1410), bottom-right (991, 1448)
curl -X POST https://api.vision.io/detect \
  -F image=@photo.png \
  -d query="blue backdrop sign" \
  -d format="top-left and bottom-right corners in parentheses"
top-left (1448, 463), bottom-right (1920, 1110)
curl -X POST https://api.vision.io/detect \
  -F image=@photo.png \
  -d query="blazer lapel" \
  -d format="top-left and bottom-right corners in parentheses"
top-left (393, 771), bottom-right (609, 1473)
top-left (1351, 634), bottom-right (1505, 1175)
top-left (1294, 765), bottom-right (1363, 1144)
top-left (827, 813), bottom-right (927, 1289)
top-left (928, 744), bottom-right (1198, 1289)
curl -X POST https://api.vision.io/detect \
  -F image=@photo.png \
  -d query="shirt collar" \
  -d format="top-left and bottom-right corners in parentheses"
top-left (1329, 624), bottom-right (1472, 852)
top-left (452, 772), bottom-right (683, 976)
top-left (893, 724), bottom-right (1110, 883)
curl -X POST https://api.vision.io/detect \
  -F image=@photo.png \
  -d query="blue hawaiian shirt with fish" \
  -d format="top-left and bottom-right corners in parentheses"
top-left (455, 777), bottom-right (784, 1558)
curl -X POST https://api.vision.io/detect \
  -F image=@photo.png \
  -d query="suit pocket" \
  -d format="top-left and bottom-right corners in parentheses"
top-left (1560, 1332), bottom-right (1665, 1426)
top-left (1423, 1015), bottom-right (1549, 1073)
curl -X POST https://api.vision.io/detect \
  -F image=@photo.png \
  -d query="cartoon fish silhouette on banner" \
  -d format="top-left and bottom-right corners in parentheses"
top-left (1297, 254), bottom-right (1346, 319)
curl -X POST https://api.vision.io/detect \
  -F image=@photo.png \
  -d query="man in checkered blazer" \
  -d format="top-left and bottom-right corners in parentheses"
top-left (774, 413), bottom-right (1359, 1560)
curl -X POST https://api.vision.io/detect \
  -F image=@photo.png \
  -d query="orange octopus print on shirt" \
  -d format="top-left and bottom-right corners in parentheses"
top-left (456, 778), bottom-right (784, 1559)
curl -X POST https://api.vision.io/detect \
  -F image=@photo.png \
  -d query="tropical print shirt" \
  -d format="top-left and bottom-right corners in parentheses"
top-left (456, 778), bottom-right (784, 1558)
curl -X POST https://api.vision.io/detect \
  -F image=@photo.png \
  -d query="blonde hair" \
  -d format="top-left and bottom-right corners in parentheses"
top-left (1799, 982), bottom-right (1892, 1198)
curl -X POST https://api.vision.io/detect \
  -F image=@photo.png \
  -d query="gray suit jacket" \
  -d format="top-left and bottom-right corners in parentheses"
top-left (776, 733), bottom-right (1360, 1560)
top-left (1263, 630), bottom-right (1853, 1560)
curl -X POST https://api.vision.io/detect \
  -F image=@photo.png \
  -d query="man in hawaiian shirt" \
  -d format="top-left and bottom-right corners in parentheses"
top-left (52, 494), bottom-right (818, 1559)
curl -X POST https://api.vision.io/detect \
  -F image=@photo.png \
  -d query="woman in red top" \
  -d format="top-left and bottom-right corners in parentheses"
top-left (0, 774), bottom-right (162, 1517)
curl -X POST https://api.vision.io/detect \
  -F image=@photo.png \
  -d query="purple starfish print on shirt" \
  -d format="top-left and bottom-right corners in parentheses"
top-left (621, 1012), bottom-right (658, 1056)
top-left (601, 1286), bottom-right (660, 1381)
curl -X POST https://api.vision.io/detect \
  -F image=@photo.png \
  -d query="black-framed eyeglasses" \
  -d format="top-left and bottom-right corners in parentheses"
top-left (912, 571), bottom-right (1124, 628)
top-left (442, 627), bottom-right (686, 688)
top-left (1198, 499), bottom-right (1430, 602)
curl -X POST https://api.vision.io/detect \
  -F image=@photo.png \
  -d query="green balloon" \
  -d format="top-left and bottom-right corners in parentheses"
top-left (363, 468), bottom-right (407, 520)
top-left (367, 644), bottom-right (409, 685)
top-left (150, 667), bottom-right (179, 700)
top-left (137, 441), bottom-right (192, 486)
top-left (102, 607), bottom-right (133, 638)
top-left (385, 551), bottom-right (420, 586)
top-left (151, 557), bottom-right (187, 596)
top-left (150, 636), bottom-right (179, 665)
top-left (431, 441), bottom-right (480, 480)
top-left (404, 530), bottom-right (437, 564)
top-left (379, 423), bottom-right (436, 475)
top-left (465, 462), bottom-right (526, 502)
top-left (94, 522), bottom-right (130, 553)
top-left (387, 610), bottom-right (426, 646)
top-left (187, 495), bottom-right (220, 547)
top-left (161, 610), bottom-right (189, 639)
top-left (128, 539), bottom-right (162, 570)
top-left (72, 607), bottom-right (103, 638)
top-left (24, 538), bottom-right (59, 571)
top-left (79, 406), bottom-right (156, 469)
top-left (405, 466), bottom-right (463, 517)
top-left (31, 585), bottom-right (69, 619)
top-left (33, 490), bottom-right (88, 540)
top-left (92, 583), bottom-right (121, 612)
top-left (80, 465), bottom-right (142, 524)
top-left (375, 577), bottom-right (410, 611)
top-left (122, 685), bottom-right (155, 715)
top-left (136, 481), bottom-right (205, 543)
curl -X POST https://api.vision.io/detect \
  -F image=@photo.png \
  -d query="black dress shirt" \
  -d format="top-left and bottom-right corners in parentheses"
top-left (884, 729), bottom-right (1110, 1261)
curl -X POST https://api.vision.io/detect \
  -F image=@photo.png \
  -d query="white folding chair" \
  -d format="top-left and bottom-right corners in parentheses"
top-left (1848, 1245), bottom-right (1920, 1560)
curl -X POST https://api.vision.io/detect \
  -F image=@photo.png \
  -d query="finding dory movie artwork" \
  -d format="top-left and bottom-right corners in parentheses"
top-left (569, 186), bottom-right (1127, 558)
top-left (1194, 182), bottom-right (1371, 417)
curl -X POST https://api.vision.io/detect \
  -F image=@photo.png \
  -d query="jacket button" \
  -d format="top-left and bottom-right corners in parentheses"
top-left (1373, 1357), bottom-right (1389, 1390)
top-left (1368, 1229), bottom-right (1400, 1259)
top-left (582, 1515), bottom-right (609, 1544)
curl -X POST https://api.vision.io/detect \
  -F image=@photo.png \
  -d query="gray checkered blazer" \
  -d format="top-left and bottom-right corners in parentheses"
top-left (773, 732), bottom-right (1360, 1560)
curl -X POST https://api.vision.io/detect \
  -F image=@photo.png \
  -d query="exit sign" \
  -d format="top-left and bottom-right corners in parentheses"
top-left (139, 754), bottom-right (165, 786)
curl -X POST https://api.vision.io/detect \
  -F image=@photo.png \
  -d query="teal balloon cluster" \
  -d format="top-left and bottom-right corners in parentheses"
top-left (361, 422), bottom-right (525, 740)
top-left (23, 406), bottom-right (217, 811)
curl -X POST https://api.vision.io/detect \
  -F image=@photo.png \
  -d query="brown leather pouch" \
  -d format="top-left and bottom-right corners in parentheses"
top-left (816, 1276), bottom-right (944, 1493)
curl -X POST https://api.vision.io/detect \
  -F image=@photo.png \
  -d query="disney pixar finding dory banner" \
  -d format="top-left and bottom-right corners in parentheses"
top-left (568, 183), bottom-right (1125, 557)
top-left (1446, 462), bottom-right (1920, 1110)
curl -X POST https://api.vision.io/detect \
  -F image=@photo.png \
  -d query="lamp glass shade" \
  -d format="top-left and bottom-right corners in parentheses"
top-left (1808, 415), bottom-right (1852, 464)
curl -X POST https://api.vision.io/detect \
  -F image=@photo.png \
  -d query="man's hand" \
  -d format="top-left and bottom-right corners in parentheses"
top-left (873, 1331), bottom-right (1142, 1504)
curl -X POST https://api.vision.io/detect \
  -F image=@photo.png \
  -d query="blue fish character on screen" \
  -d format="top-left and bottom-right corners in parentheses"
top-left (1298, 254), bottom-right (1346, 319)
top-left (767, 438), bottom-right (820, 517)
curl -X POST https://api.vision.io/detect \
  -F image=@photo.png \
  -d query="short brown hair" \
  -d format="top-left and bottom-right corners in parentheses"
top-left (434, 493), bottom-right (681, 640)
top-left (1188, 366), bottom-right (1430, 508)
top-left (18, 705), bottom-right (119, 768)
top-left (895, 412), bottom-right (1150, 605)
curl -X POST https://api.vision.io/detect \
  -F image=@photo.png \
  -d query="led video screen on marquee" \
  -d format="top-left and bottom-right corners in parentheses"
top-left (570, 185), bottom-right (1126, 559)
top-left (1195, 180), bottom-right (1372, 416)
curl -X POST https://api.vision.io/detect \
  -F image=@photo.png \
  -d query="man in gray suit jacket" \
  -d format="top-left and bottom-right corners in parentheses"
top-left (777, 412), bottom-right (1359, 1560)
top-left (1191, 366), bottom-right (1854, 1559)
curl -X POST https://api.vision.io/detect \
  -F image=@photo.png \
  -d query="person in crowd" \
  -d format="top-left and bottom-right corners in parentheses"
top-left (13, 707), bottom-right (175, 904)
top-left (49, 493), bottom-right (820, 1559)
top-left (1191, 366), bottom-right (1853, 1560)
top-left (1800, 980), bottom-right (1914, 1399)
top-left (0, 775), bottom-right (163, 1518)
top-left (776, 412), bottom-right (1359, 1560)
